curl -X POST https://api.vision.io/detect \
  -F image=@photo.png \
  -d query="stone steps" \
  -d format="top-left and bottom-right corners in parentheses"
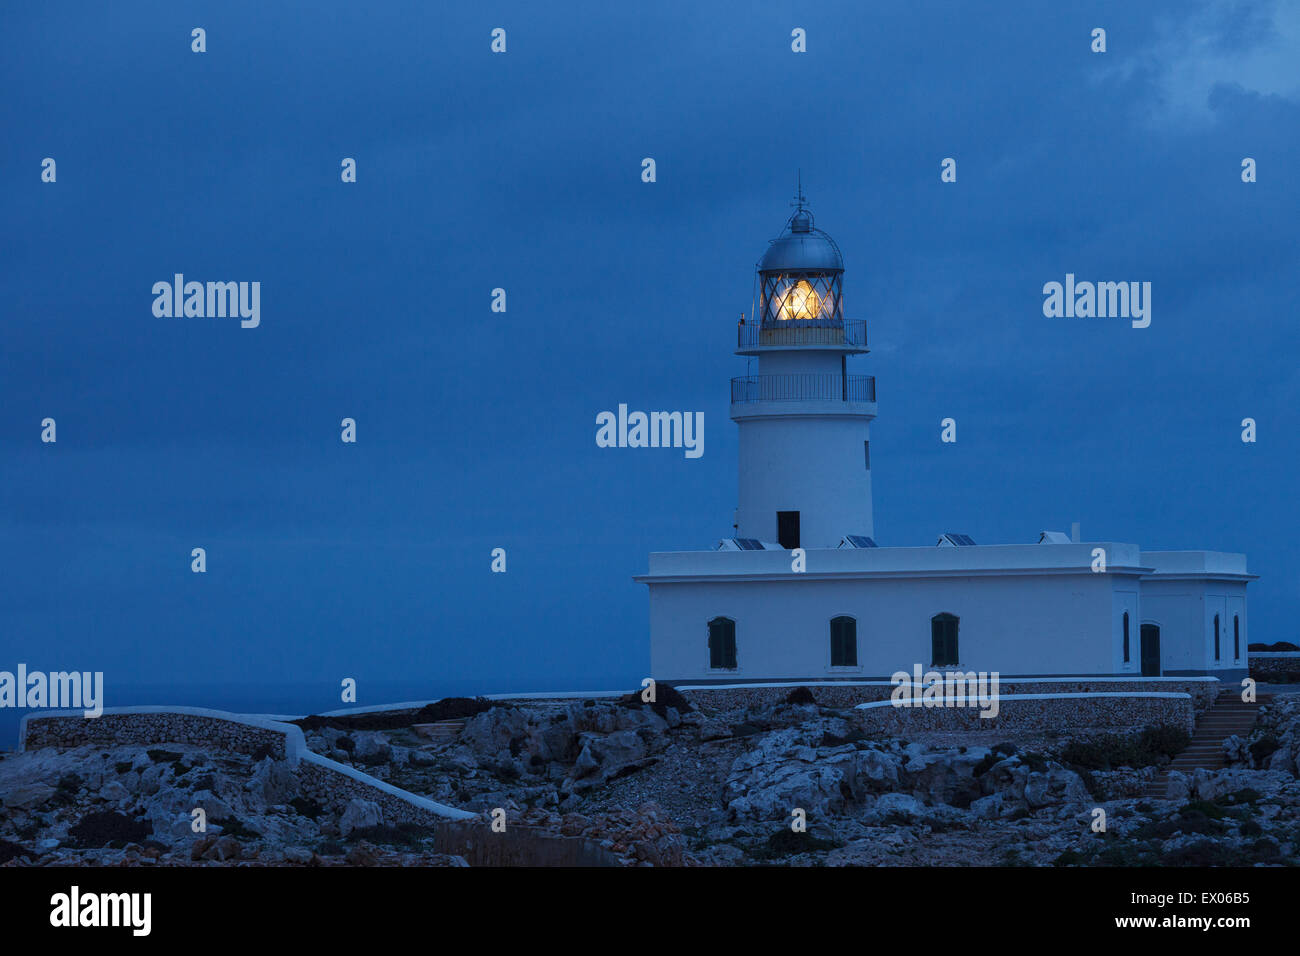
top-left (1141, 691), bottom-right (1266, 799)
top-left (412, 719), bottom-right (467, 743)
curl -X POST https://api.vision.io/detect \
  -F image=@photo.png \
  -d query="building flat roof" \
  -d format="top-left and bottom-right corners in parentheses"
top-left (636, 543), bottom-right (1252, 583)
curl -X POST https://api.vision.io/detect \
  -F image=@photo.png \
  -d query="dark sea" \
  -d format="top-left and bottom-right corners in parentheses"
top-left (0, 675), bottom-right (638, 750)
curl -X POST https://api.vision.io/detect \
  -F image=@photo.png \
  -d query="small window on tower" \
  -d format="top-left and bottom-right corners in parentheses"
top-left (864, 440), bottom-right (870, 470)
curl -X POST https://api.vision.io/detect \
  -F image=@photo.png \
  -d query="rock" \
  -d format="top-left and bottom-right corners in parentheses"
top-left (1024, 769), bottom-right (1090, 809)
top-left (339, 798), bottom-right (383, 836)
top-left (3, 783), bottom-right (55, 810)
top-left (246, 758), bottom-right (299, 805)
top-left (36, 838), bottom-right (60, 852)
top-left (573, 742), bottom-right (600, 779)
top-left (408, 749), bottom-right (438, 767)
top-left (345, 841), bottom-right (381, 866)
top-left (282, 846), bottom-right (313, 864)
top-left (1164, 771), bottom-right (1191, 802)
top-left (854, 748), bottom-right (901, 789)
top-left (702, 843), bottom-right (746, 865)
top-left (698, 718), bottom-right (731, 741)
top-left (190, 789), bottom-right (235, 821)
top-left (202, 836), bottom-right (242, 862)
top-left (969, 793), bottom-right (1004, 820)
top-left (445, 752), bottom-right (478, 773)
top-left (351, 733), bottom-right (393, 763)
top-left (459, 707), bottom-right (532, 761)
top-left (871, 792), bottom-right (927, 819)
top-left (137, 764), bottom-right (167, 796)
top-left (726, 757), bottom-right (856, 821)
top-left (146, 806), bottom-right (195, 843)
top-left (1267, 746), bottom-right (1295, 775)
top-left (99, 781), bottom-right (130, 806)
top-left (587, 730), bottom-right (647, 774)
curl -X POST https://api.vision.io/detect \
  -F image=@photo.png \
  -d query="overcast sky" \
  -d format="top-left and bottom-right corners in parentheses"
top-left (2, 0), bottom-right (1297, 699)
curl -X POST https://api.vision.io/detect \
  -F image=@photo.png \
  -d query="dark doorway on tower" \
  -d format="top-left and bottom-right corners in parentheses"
top-left (1140, 624), bottom-right (1161, 676)
top-left (931, 613), bottom-right (959, 666)
top-left (777, 511), bottom-right (800, 549)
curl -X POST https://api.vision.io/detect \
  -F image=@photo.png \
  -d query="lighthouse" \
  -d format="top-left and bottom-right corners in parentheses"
top-left (732, 192), bottom-right (876, 549)
top-left (641, 189), bottom-right (1252, 686)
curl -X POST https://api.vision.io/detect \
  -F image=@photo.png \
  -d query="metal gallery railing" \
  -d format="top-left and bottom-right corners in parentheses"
top-left (730, 374), bottom-right (876, 404)
top-left (737, 320), bottom-right (867, 350)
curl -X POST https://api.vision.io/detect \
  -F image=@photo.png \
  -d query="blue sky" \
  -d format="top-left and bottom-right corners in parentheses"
top-left (1, 0), bottom-right (1296, 701)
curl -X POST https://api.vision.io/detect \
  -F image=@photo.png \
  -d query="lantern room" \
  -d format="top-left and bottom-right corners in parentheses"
top-left (754, 203), bottom-right (844, 329)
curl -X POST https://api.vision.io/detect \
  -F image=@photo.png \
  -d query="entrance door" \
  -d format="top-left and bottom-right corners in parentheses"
top-left (1140, 624), bottom-right (1161, 676)
top-left (777, 511), bottom-right (800, 550)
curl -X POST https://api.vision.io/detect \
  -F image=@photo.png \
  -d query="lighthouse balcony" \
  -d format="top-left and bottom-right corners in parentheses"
top-left (737, 320), bottom-right (868, 354)
top-left (730, 373), bottom-right (876, 410)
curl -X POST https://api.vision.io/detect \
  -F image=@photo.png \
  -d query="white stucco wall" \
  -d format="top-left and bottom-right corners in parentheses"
top-left (648, 569), bottom-right (1123, 682)
top-left (734, 414), bottom-right (874, 546)
top-left (642, 545), bottom-right (1252, 683)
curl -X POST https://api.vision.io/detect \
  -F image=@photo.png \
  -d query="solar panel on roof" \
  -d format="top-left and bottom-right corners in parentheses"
top-left (735, 538), bottom-right (764, 551)
top-left (845, 535), bottom-right (878, 548)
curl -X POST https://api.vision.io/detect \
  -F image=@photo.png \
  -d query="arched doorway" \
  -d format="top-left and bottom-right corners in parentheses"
top-left (1140, 623), bottom-right (1161, 676)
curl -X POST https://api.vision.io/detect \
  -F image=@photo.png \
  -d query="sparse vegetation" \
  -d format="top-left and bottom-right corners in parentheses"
top-left (211, 816), bottom-right (261, 840)
top-left (293, 696), bottom-right (499, 732)
top-left (785, 686), bottom-right (817, 706)
top-left (289, 797), bottom-right (324, 820)
top-left (68, 811), bottom-right (152, 848)
top-left (757, 828), bottom-right (841, 859)
top-left (1058, 725), bottom-right (1189, 771)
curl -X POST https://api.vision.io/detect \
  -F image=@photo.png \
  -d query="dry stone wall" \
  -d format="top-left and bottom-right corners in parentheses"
top-left (21, 709), bottom-right (293, 760)
top-left (851, 692), bottom-right (1194, 735)
top-left (679, 678), bottom-right (1219, 716)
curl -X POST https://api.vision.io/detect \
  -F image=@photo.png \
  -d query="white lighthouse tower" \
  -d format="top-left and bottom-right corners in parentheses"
top-left (732, 190), bottom-right (877, 549)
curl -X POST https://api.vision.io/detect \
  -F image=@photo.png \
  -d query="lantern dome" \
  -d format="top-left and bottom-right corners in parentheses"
top-left (752, 197), bottom-right (847, 328)
top-left (757, 206), bottom-right (844, 274)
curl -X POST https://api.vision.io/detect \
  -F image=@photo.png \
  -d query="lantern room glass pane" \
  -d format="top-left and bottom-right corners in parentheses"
top-left (760, 272), bottom-right (843, 328)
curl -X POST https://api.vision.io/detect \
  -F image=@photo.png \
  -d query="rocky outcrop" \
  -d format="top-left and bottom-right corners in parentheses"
top-left (719, 720), bottom-right (1092, 823)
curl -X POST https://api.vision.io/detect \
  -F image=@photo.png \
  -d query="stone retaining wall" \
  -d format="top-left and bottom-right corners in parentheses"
top-left (851, 693), bottom-right (1195, 736)
top-left (20, 708), bottom-right (294, 760)
top-left (678, 678), bottom-right (1219, 715)
top-left (296, 753), bottom-right (474, 822)
top-left (1250, 655), bottom-right (1300, 683)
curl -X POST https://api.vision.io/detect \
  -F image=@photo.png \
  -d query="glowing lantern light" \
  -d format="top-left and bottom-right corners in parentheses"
top-left (780, 279), bottom-right (822, 320)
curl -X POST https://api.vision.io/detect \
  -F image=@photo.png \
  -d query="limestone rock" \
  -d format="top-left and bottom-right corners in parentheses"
top-left (339, 798), bottom-right (383, 836)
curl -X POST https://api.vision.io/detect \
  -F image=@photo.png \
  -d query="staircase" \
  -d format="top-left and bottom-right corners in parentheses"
top-left (1141, 690), bottom-right (1266, 799)
top-left (412, 719), bottom-right (467, 743)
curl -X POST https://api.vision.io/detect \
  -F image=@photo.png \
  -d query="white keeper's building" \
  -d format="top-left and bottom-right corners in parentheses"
top-left (637, 198), bottom-right (1255, 685)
